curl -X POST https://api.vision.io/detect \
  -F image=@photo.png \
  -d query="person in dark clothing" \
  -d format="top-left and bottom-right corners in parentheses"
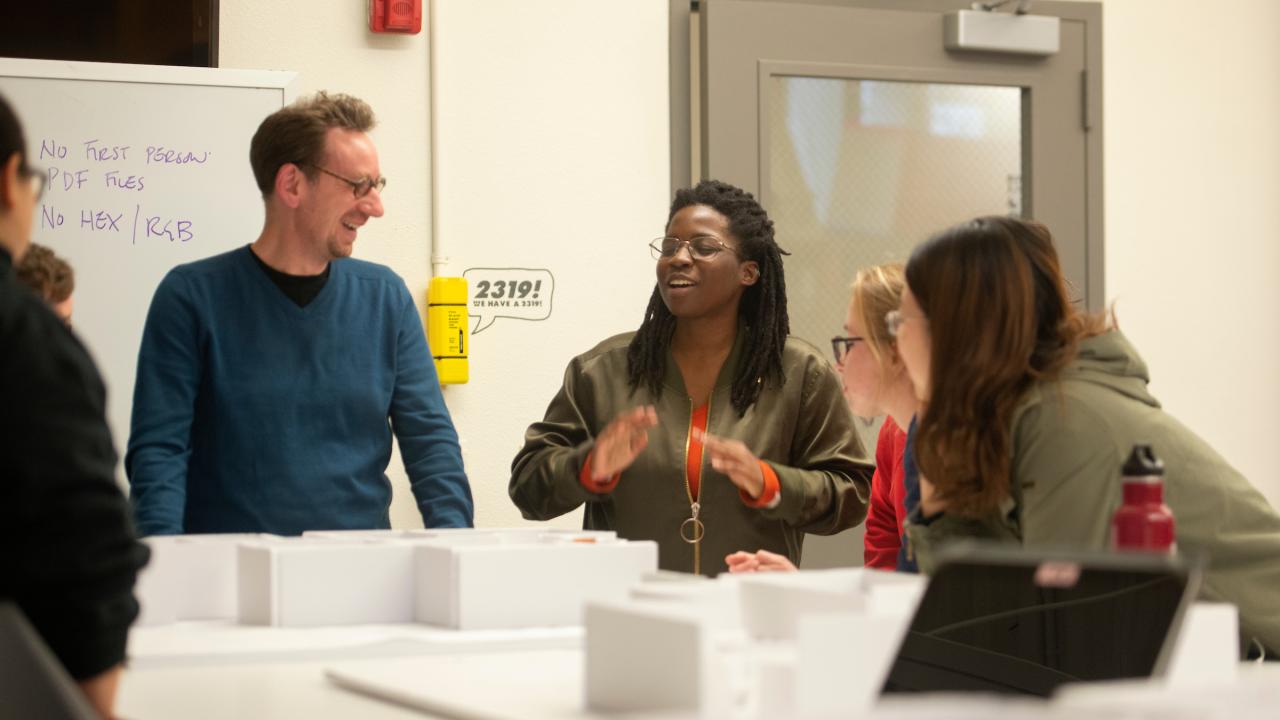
top-left (0, 93), bottom-right (149, 718)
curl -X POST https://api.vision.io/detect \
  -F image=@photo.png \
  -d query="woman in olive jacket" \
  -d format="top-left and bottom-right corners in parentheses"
top-left (510, 180), bottom-right (871, 576)
top-left (895, 215), bottom-right (1280, 656)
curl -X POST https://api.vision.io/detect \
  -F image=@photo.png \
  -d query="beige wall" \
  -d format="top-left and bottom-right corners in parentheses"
top-left (1082, 0), bottom-right (1280, 507)
top-left (429, 0), bottom-right (670, 529)
top-left (219, 0), bottom-right (1280, 528)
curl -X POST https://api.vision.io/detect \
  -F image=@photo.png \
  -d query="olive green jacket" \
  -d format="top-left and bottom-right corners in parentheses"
top-left (906, 331), bottom-right (1280, 652)
top-left (510, 331), bottom-right (872, 576)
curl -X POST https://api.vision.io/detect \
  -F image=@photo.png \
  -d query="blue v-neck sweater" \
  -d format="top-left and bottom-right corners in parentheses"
top-left (126, 246), bottom-right (473, 536)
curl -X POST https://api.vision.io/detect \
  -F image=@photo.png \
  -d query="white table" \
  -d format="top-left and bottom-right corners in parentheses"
top-left (119, 660), bottom-right (430, 720)
top-left (118, 621), bottom-right (1280, 720)
top-left (118, 620), bottom-right (582, 720)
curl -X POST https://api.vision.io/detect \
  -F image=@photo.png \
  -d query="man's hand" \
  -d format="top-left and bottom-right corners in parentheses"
top-left (590, 406), bottom-right (658, 481)
top-left (697, 430), bottom-right (765, 499)
top-left (725, 549), bottom-right (797, 573)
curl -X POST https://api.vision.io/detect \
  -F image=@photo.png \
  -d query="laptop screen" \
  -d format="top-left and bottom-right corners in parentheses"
top-left (0, 602), bottom-right (102, 720)
top-left (881, 544), bottom-right (1201, 697)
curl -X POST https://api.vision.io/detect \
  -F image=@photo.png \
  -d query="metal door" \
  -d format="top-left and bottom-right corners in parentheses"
top-left (680, 0), bottom-right (1103, 567)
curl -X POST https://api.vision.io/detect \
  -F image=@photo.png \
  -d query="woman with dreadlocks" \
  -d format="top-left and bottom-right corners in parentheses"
top-left (510, 180), bottom-right (871, 576)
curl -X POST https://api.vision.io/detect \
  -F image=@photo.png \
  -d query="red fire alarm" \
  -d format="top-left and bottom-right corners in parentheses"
top-left (370, 0), bottom-right (422, 34)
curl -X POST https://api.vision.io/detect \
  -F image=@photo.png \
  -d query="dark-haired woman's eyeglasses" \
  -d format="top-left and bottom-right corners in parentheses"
top-left (830, 336), bottom-right (863, 363)
top-left (20, 165), bottom-right (48, 202)
top-left (885, 309), bottom-right (927, 338)
top-left (649, 236), bottom-right (737, 261)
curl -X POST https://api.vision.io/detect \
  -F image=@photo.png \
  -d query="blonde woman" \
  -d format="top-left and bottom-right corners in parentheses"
top-left (726, 263), bottom-right (918, 572)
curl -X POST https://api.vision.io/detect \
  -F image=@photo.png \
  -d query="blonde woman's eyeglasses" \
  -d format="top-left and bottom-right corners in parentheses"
top-left (830, 336), bottom-right (864, 363)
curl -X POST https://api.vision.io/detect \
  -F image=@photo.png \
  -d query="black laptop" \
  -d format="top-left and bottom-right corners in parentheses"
top-left (881, 543), bottom-right (1203, 697)
top-left (0, 602), bottom-right (101, 720)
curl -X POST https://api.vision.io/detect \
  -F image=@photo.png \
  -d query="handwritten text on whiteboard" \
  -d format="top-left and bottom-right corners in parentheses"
top-left (36, 137), bottom-right (210, 244)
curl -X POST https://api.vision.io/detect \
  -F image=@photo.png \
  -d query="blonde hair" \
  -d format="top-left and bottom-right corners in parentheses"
top-left (848, 263), bottom-right (905, 376)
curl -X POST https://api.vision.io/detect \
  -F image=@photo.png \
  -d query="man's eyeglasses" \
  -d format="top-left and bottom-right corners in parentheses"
top-left (308, 165), bottom-right (387, 199)
top-left (830, 336), bottom-right (863, 363)
top-left (649, 236), bottom-right (737, 261)
top-left (20, 165), bottom-right (48, 202)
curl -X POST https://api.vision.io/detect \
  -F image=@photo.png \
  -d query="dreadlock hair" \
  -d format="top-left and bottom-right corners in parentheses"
top-left (626, 179), bottom-right (791, 416)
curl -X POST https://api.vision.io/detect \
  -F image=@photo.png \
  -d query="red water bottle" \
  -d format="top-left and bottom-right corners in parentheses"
top-left (1112, 445), bottom-right (1175, 553)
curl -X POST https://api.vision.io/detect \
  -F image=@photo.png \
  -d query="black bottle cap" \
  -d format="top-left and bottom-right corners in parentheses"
top-left (1122, 444), bottom-right (1164, 477)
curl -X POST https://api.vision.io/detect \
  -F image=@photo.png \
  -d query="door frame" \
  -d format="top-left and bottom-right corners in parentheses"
top-left (670, 0), bottom-right (1104, 310)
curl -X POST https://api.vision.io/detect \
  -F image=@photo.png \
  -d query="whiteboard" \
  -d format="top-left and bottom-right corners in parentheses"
top-left (0, 59), bottom-right (296, 480)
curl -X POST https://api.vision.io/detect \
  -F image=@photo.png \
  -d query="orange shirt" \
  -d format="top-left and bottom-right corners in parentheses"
top-left (685, 403), bottom-right (710, 500)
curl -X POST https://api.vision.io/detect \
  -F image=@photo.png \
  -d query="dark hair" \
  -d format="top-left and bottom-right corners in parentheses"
top-left (249, 91), bottom-right (376, 197)
top-left (16, 243), bottom-right (74, 303)
top-left (906, 216), bottom-right (1106, 517)
top-left (626, 179), bottom-right (790, 416)
top-left (0, 93), bottom-right (28, 175)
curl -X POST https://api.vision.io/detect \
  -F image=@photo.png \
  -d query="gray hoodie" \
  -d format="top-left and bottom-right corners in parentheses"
top-left (906, 330), bottom-right (1280, 654)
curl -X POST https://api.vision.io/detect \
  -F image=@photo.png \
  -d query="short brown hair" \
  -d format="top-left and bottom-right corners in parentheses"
top-left (15, 243), bottom-right (74, 304)
top-left (249, 91), bottom-right (376, 197)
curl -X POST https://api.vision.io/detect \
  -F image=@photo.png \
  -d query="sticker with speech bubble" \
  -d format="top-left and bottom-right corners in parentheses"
top-left (463, 267), bottom-right (555, 335)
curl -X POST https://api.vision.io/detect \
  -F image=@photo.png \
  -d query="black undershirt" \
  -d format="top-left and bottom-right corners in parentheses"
top-left (249, 247), bottom-right (330, 307)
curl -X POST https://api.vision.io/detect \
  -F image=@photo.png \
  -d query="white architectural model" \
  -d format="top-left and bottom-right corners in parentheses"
top-left (585, 569), bottom-right (926, 718)
top-left (135, 529), bottom-right (658, 629)
top-left (134, 533), bottom-right (268, 626)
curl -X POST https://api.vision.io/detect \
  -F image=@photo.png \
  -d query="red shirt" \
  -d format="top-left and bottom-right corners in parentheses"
top-left (863, 420), bottom-right (909, 569)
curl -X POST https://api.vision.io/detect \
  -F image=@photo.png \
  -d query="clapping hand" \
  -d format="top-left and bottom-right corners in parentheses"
top-left (695, 429), bottom-right (765, 499)
top-left (590, 406), bottom-right (658, 481)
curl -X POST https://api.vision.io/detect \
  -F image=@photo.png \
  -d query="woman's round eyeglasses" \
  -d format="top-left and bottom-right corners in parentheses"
top-left (885, 309), bottom-right (927, 338)
top-left (649, 236), bottom-right (737, 261)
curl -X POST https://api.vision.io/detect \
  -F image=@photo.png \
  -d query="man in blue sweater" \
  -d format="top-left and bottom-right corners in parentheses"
top-left (126, 92), bottom-right (474, 536)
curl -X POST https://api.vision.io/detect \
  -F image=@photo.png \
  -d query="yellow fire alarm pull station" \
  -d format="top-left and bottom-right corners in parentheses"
top-left (427, 277), bottom-right (469, 384)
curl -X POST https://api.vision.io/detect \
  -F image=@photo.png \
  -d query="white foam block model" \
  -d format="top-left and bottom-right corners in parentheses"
top-left (238, 539), bottom-right (416, 627)
top-left (301, 529), bottom-right (446, 540)
top-left (414, 535), bottom-right (657, 629)
top-left (630, 571), bottom-right (744, 628)
top-left (134, 533), bottom-right (268, 626)
top-left (585, 601), bottom-right (732, 717)
top-left (795, 610), bottom-right (911, 716)
top-left (237, 530), bottom-right (650, 629)
top-left (304, 528), bottom-right (615, 543)
top-left (1164, 601), bottom-right (1239, 687)
top-left (865, 570), bottom-right (927, 617)
top-left (737, 568), bottom-right (866, 641)
top-left (583, 569), bottom-right (928, 718)
top-left (751, 645), bottom-right (797, 718)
